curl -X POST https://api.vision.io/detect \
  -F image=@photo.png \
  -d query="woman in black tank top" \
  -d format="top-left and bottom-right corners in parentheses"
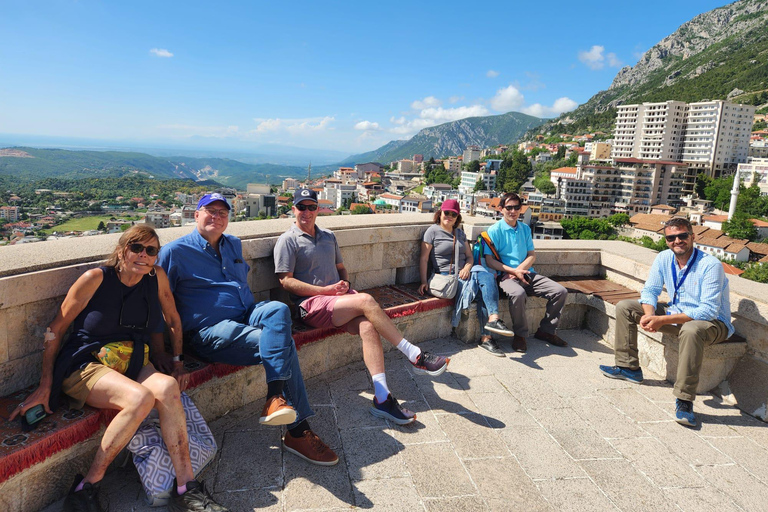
top-left (11, 225), bottom-right (226, 511)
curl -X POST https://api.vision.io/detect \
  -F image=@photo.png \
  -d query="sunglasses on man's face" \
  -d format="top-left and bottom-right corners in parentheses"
top-left (665, 232), bottom-right (691, 243)
top-left (503, 204), bottom-right (522, 211)
top-left (295, 203), bottom-right (318, 211)
top-left (128, 243), bottom-right (159, 257)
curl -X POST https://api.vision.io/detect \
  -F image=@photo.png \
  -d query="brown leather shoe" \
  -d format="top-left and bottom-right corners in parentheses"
top-left (259, 395), bottom-right (297, 426)
top-left (512, 335), bottom-right (527, 353)
top-left (534, 329), bottom-right (568, 347)
top-left (283, 430), bottom-right (339, 466)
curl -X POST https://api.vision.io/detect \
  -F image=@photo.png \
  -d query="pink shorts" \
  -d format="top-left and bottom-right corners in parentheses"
top-left (299, 290), bottom-right (358, 330)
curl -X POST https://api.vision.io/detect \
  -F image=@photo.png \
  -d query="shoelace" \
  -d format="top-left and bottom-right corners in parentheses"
top-left (677, 401), bottom-right (693, 413)
top-left (307, 432), bottom-right (328, 453)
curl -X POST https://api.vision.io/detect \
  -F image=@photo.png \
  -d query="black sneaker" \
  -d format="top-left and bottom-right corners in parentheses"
top-left (484, 319), bottom-right (514, 337)
top-left (169, 480), bottom-right (229, 512)
top-left (63, 474), bottom-right (106, 512)
top-left (411, 351), bottom-right (450, 376)
top-left (478, 338), bottom-right (505, 357)
top-left (370, 394), bottom-right (416, 425)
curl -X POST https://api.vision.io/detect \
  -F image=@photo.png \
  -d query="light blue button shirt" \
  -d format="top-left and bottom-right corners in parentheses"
top-left (640, 249), bottom-right (734, 337)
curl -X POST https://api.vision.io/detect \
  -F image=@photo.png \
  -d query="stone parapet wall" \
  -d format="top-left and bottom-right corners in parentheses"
top-left (2, 217), bottom-right (768, 404)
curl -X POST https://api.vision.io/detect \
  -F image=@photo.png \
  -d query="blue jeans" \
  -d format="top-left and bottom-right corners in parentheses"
top-left (451, 267), bottom-right (500, 335)
top-left (189, 300), bottom-right (313, 427)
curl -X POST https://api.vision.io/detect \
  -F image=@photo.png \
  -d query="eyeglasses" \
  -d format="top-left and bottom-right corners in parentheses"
top-left (665, 232), bottom-right (691, 243)
top-left (200, 207), bottom-right (229, 218)
top-left (128, 243), bottom-right (159, 257)
top-left (295, 203), bottom-right (318, 211)
top-left (503, 204), bottom-right (522, 211)
top-left (442, 210), bottom-right (458, 218)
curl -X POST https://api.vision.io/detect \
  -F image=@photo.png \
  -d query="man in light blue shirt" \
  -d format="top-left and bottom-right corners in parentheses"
top-left (600, 217), bottom-right (733, 428)
top-left (157, 193), bottom-right (338, 466)
top-left (484, 192), bottom-right (568, 353)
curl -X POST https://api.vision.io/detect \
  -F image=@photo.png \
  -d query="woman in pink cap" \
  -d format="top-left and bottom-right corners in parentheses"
top-left (418, 200), bottom-right (513, 356)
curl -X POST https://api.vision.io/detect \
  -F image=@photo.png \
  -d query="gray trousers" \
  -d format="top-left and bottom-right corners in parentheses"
top-left (614, 299), bottom-right (729, 401)
top-left (498, 274), bottom-right (568, 338)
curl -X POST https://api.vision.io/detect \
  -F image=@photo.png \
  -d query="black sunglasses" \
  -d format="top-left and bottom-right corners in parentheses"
top-left (443, 210), bottom-right (458, 218)
top-left (665, 232), bottom-right (691, 243)
top-left (128, 243), bottom-right (159, 257)
top-left (503, 204), bottom-right (522, 211)
top-left (295, 204), bottom-right (318, 211)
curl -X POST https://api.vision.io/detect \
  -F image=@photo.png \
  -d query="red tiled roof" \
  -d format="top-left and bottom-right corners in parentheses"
top-left (702, 215), bottom-right (728, 223)
top-left (722, 262), bottom-right (744, 276)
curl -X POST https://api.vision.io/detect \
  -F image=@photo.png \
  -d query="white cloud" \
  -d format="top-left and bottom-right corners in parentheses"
top-left (578, 45), bottom-right (605, 70)
top-left (486, 69), bottom-right (500, 78)
top-left (490, 85), bottom-right (525, 112)
top-left (150, 48), bottom-right (174, 58)
top-left (578, 45), bottom-right (623, 70)
top-left (388, 103), bottom-right (489, 136)
top-left (522, 97), bottom-right (578, 118)
top-left (354, 120), bottom-right (380, 131)
top-left (252, 116), bottom-right (334, 134)
top-left (411, 96), bottom-right (441, 109)
top-left (448, 96), bottom-right (464, 104)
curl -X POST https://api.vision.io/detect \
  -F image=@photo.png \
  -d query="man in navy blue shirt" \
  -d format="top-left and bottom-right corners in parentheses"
top-left (157, 193), bottom-right (338, 466)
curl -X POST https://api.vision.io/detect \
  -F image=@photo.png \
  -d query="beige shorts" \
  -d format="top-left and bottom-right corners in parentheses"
top-left (61, 362), bottom-right (114, 409)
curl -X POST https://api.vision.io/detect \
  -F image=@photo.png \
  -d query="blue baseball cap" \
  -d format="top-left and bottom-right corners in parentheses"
top-left (293, 188), bottom-right (318, 205)
top-left (197, 193), bottom-right (231, 210)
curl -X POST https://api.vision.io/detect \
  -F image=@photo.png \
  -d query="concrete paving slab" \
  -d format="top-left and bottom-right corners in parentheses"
top-left (580, 458), bottom-right (680, 511)
top-left (568, 395), bottom-right (647, 440)
top-left (400, 441), bottom-right (476, 498)
top-left (215, 430), bottom-right (283, 492)
top-left (353, 477), bottom-right (425, 511)
top-left (338, 427), bottom-right (408, 482)
top-left (535, 477), bottom-right (618, 512)
top-left (609, 437), bottom-right (705, 488)
top-left (498, 427), bottom-right (586, 479)
top-left (464, 457), bottom-right (551, 511)
top-left (696, 464), bottom-right (768, 511)
top-left (640, 421), bottom-right (734, 466)
top-left (283, 453), bottom-right (354, 510)
top-left (662, 485), bottom-right (742, 512)
top-left (423, 495), bottom-right (487, 512)
top-left (599, 388), bottom-right (672, 422)
top-left (434, 413), bottom-right (509, 459)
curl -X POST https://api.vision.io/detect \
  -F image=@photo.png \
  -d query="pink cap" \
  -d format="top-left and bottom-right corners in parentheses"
top-left (441, 199), bottom-right (460, 214)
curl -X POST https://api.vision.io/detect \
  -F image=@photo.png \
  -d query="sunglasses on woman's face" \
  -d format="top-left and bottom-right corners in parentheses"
top-left (295, 203), bottom-right (318, 211)
top-left (443, 211), bottom-right (458, 218)
top-left (128, 243), bottom-right (159, 257)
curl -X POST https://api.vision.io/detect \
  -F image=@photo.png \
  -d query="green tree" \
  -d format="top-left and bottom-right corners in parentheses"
top-left (467, 160), bottom-right (481, 173)
top-left (607, 213), bottom-right (630, 227)
top-left (351, 205), bottom-right (372, 214)
top-left (97, 221), bottom-right (106, 231)
top-left (556, 145), bottom-right (566, 159)
top-left (473, 178), bottom-right (485, 192)
top-left (742, 262), bottom-right (768, 283)
top-left (723, 212), bottom-right (758, 240)
top-left (533, 174), bottom-right (555, 195)
top-left (579, 229), bottom-right (596, 240)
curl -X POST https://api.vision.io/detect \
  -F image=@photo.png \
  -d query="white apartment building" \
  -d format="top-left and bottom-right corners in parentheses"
top-left (282, 178), bottom-right (300, 191)
top-left (738, 157), bottom-right (768, 195)
top-left (396, 159), bottom-right (415, 173)
top-left (378, 193), bottom-right (404, 212)
top-left (323, 181), bottom-right (357, 209)
top-left (612, 100), bottom-right (756, 182)
top-left (463, 145), bottom-right (481, 164)
top-left (459, 171), bottom-right (496, 194)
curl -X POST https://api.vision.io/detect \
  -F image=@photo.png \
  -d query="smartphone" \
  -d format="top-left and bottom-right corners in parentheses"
top-left (24, 404), bottom-right (47, 426)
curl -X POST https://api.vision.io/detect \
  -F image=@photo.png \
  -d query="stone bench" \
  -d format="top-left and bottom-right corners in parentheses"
top-left (0, 284), bottom-right (455, 512)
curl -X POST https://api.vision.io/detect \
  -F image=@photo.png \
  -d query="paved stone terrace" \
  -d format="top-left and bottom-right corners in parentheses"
top-left (44, 330), bottom-right (768, 511)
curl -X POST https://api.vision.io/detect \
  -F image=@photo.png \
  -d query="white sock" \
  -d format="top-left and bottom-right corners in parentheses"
top-left (372, 373), bottom-right (390, 403)
top-left (397, 339), bottom-right (421, 364)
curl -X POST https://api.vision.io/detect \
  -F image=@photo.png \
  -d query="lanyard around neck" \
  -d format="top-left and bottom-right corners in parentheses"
top-left (670, 248), bottom-right (699, 305)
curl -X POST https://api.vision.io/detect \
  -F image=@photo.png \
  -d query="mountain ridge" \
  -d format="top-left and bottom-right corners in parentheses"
top-left (343, 111), bottom-right (547, 165)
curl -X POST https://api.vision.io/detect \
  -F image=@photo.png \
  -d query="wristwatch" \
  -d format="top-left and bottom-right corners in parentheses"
top-left (172, 354), bottom-right (185, 362)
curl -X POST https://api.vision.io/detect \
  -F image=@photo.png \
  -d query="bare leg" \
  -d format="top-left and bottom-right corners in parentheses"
top-left (345, 316), bottom-right (386, 375)
top-left (137, 364), bottom-right (195, 486)
top-left (81, 370), bottom-right (156, 484)
top-left (332, 293), bottom-right (402, 346)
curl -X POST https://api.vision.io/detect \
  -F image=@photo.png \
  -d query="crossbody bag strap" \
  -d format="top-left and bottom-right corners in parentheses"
top-left (452, 233), bottom-right (460, 276)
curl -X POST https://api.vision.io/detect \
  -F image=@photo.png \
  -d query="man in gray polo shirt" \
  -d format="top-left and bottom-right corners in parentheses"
top-left (275, 189), bottom-right (450, 426)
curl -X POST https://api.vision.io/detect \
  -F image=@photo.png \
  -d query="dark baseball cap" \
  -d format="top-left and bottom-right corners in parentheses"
top-left (293, 189), bottom-right (318, 205)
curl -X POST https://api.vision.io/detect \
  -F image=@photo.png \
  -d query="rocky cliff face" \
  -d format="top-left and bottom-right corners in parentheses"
top-left (611, 0), bottom-right (768, 90)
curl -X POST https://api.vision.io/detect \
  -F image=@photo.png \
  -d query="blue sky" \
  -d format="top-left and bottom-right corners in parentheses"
top-left (0, 0), bottom-right (733, 155)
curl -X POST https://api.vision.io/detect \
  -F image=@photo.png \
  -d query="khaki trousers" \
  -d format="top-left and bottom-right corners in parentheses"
top-left (614, 299), bottom-right (729, 401)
